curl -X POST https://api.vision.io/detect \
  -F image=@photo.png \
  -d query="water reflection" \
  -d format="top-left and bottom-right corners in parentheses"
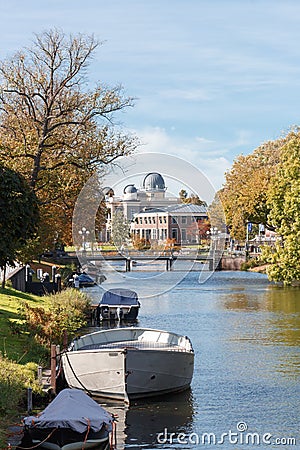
top-left (80, 272), bottom-right (300, 449)
top-left (222, 285), bottom-right (300, 315)
top-left (222, 285), bottom-right (300, 347)
top-left (265, 286), bottom-right (300, 314)
top-left (97, 390), bottom-right (194, 449)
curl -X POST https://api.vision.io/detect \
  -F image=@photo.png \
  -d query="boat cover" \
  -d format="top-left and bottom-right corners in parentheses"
top-left (78, 273), bottom-right (95, 283)
top-left (100, 288), bottom-right (139, 306)
top-left (23, 389), bottom-right (112, 433)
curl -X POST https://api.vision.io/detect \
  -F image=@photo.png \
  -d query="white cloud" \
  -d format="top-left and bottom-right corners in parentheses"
top-left (133, 126), bottom-right (232, 191)
top-left (160, 88), bottom-right (211, 102)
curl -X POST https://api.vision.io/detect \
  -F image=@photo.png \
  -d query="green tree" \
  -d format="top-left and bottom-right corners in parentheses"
top-left (110, 211), bottom-right (131, 249)
top-left (0, 165), bottom-right (39, 287)
top-left (264, 137), bottom-right (300, 284)
top-left (0, 29), bottom-right (138, 250)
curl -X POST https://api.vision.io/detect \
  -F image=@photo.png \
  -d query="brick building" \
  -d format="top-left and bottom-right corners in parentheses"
top-left (103, 172), bottom-right (208, 244)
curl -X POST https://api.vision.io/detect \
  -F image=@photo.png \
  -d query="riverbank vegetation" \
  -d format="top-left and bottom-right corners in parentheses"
top-left (220, 128), bottom-right (300, 285)
top-left (0, 28), bottom-right (138, 260)
top-left (0, 287), bottom-right (91, 446)
top-left (0, 166), bottom-right (39, 288)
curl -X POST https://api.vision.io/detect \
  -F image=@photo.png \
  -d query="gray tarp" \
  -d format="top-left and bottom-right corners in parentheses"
top-left (24, 389), bottom-right (112, 433)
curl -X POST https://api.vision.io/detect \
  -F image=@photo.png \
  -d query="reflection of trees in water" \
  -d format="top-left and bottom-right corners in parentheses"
top-left (222, 286), bottom-right (300, 379)
top-left (103, 389), bottom-right (194, 449)
top-left (223, 292), bottom-right (262, 311)
top-left (265, 287), bottom-right (300, 352)
top-left (223, 286), bottom-right (300, 315)
top-left (265, 287), bottom-right (300, 314)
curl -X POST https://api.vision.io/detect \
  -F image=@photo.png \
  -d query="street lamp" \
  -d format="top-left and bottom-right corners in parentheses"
top-left (206, 227), bottom-right (220, 251)
top-left (78, 227), bottom-right (90, 251)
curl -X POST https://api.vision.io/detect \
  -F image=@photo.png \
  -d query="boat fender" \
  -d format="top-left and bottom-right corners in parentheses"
top-left (110, 418), bottom-right (117, 448)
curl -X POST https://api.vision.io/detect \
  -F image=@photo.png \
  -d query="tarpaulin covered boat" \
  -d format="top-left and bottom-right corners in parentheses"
top-left (96, 288), bottom-right (140, 321)
top-left (22, 389), bottom-right (112, 449)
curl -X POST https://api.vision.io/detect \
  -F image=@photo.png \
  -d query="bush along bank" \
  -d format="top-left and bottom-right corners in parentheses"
top-left (0, 286), bottom-right (91, 447)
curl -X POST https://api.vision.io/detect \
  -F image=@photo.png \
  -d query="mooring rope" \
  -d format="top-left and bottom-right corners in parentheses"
top-left (13, 427), bottom-right (57, 449)
top-left (63, 350), bottom-right (94, 397)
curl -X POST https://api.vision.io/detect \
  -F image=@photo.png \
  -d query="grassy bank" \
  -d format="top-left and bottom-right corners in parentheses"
top-left (0, 288), bottom-right (49, 363)
top-left (0, 286), bottom-right (91, 448)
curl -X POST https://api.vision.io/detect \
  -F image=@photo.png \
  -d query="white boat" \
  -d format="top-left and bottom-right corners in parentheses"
top-left (61, 327), bottom-right (194, 402)
top-left (22, 389), bottom-right (112, 450)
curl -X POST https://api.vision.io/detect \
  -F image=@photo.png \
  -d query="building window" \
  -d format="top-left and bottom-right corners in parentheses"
top-left (152, 229), bottom-right (157, 239)
top-left (144, 217), bottom-right (148, 224)
top-left (149, 217), bottom-right (152, 224)
top-left (163, 216), bottom-right (167, 224)
top-left (171, 216), bottom-right (177, 224)
top-left (172, 228), bottom-right (178, 240)
top-left (159, 216), bottom-right (162, 224)
top-left (181, 229), bottom-right (186, 242)
top-left (181, 216), bottom-right (187, 224)
top-left (153, 217), bottom-right (156, 224)
top-left (139, 218), bottom-right (142, 224)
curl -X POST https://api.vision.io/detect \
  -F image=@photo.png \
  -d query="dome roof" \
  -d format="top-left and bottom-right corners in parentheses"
top-left (123, 184), bottom-right (137, 194)
top-left (102, 186), bottom-right (114, 196)
top-left (142, 172), bottom-right (165, 191)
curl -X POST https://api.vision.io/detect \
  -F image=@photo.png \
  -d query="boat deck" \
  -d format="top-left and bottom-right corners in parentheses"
top-left (77, 340), bottom-right (189, 352)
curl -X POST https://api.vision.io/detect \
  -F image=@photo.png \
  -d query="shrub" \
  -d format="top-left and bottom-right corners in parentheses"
top-left (20, 288), bottom-right (91, 347)
top-left (241, 257), bottom-right (265, 271)
top-left (0, 355), bottom-right (41, 416)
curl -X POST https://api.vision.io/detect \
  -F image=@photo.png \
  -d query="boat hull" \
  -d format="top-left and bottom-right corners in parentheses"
top-left (99, 305), bottom-right (139, 321)
top-left (62, 348), bottom-right (194, 401)
top-left (126, 348), bottom-right (194, 398)
top-left (24, 427), bottom-right (109, 450)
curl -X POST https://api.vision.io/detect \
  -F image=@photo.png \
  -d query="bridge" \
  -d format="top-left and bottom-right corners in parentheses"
top-left (54, 251), bottom-right (222, 271)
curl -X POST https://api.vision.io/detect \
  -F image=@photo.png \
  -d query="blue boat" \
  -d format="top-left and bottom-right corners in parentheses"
top-left (96, 288), bottom-right (140, 322)
top-left (77, 273), bottom-right (96, 288)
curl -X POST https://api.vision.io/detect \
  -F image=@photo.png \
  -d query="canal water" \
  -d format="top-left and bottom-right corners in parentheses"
top-left (82, 271), bottom-right (300, 449)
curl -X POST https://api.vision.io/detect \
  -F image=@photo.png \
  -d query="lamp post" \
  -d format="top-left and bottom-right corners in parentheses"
top-left (78, 227), bottom-right (90, 252)
top-left (206, 227), bottom-right (222, 271)
top-left (206, 227), bottom-right (220, 251)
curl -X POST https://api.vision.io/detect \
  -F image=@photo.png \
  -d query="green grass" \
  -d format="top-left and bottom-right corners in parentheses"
top-left (0, 287), bottom-right (49, 363)
top-left (0, 287), bottom-right (51, 447)
top-left (0, 286), bottom-right (92, 447)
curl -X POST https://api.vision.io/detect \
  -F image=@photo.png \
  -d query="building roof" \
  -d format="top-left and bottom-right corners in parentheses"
top-left (102, 186), bottom-right (114, 196)
top-left (123, 184), bottom-right (137, 194)
top-left (135, 203), bottom-right (208, 215)
top-left (167, 203), bottom-right (208, 214)
top-left (142, 172), bottom-right (166, 191)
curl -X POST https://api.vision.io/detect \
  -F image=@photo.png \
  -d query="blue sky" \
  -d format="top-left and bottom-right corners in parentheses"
top-left (2, 0), bottom-right (300, 190)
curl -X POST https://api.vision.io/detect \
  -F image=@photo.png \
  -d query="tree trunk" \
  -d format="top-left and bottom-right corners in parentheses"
top-left (1, 265), bottom-right (6, 289)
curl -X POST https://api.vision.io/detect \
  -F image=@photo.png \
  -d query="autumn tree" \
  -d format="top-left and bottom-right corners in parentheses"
top-left (219, 134), bottom-right (293, 239)
top-left (0, 29), bottom-right (138, 251)
top-left (208, 193), bottom-right (226, 232)
top-left (179, 190), bottom-right (207, 206)
top-left (264, 136), bottom-right (300, 284)
top-left (0, 166), bottom-right (39, 287)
